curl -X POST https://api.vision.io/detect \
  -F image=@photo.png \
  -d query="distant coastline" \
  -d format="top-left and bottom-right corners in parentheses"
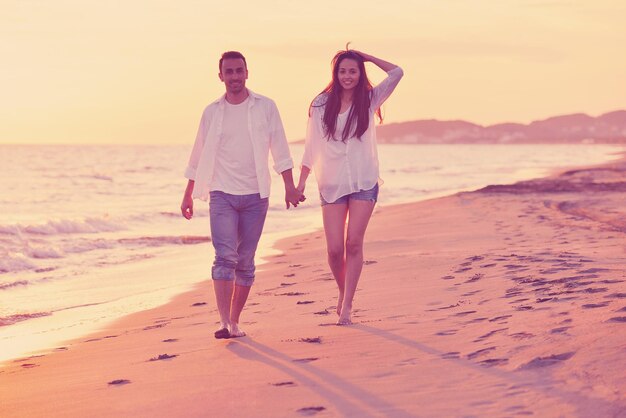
top-left (377, 109), bottom-right (626, 144)
top-left (292, 110), bottom-right (626, 144)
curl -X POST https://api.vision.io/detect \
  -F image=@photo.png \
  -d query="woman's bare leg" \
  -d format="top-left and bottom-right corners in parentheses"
top-left (322, 203), bottom-right (349, 315)
top-left (338, 200), bottom-right (375, 325)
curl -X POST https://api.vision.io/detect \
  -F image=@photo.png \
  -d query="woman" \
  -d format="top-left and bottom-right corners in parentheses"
top-left (297, 49), bottom-right (403, 325)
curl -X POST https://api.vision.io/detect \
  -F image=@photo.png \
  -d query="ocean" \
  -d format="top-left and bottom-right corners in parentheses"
top-left (0, 143), bottom-right (622, 363)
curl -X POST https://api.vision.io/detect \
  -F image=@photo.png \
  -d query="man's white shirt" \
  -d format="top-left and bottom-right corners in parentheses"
top-left (185, 90), bottom-right (294, 200)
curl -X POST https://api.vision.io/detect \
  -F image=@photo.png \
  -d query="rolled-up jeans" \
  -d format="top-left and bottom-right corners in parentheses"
top-left (209, 191), bottom-right (269, 286)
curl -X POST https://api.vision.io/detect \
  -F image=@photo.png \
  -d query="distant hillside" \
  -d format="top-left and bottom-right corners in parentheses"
top-left (376, 110), bottom-right (626, 144)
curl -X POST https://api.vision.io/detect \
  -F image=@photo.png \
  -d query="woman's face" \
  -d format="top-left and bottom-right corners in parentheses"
top-left (337, 58), bottom-right (361, 92)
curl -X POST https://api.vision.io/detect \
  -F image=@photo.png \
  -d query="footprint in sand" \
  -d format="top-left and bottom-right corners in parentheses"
top-left (108, 379), bottom-right (131, 386)
top-left (313, 309), bottom-right (330, 315)
top-left (467, 347), bottom-right (496, 360)
top-left (550, 327), bottom-right (570, 334)
top-left (364, 260), bottom-right (378, 265)
top-left (510, 332), bottom-right (534, 340)
top-left (540, 268), bottom-right (566, 275)
top-left (148, 354), bottom-right (178, 361)
top-left (297, 406), bottom-right (326, 416)
top-left (578, 268), bottom-right (610, 274)
top-left (581, 287), bottom-right (608, 294)
top-left (504, 289), bottom-right (523, 299)
top-left (607, 316), bottom-right (626, 323)
top-left (441, 352), bottom-right (460, 359)
top-left (143, 323), bottom-right (168, 331)
top-left (436, 329), bottom-right (457, 336)
top-left (473, 328), bottom-right (507, 342)
top-left (21, 363), bottom-right (39, 368)
top-left (271, 381), bottom-right (296, 387)
top-left (504, 264), bottom-right (526, 270)
top-left (297, 300), bottom-right (315, 305)
top-left (431, 302), bottom-right (461, 311)
top-left (582, 302), bottom-right (610, 309)
top-left (505, 389), bottom-right (527, 397)
top-left (453, 310), bottom-right (477, 317)
top-left (489, 315), bottom-right (512, 322)
top-left (299, 337), bottom-right (322, 344)
top-left (284, 273), bottom-right (296, 277)
top-left (600, 279), bottom-right (625, 284)
top-left (464, 274), bottom-right (483, 283)
top-left (162, 338), bottom-right (178, 343)
top-left (517, 352), bottom-right (575, 370)
top-left (293, 357), bottom-right (319, 363)
top-left (466, 317), bottom-right (489, 324)
top-left (191, 302), bottom-right (207, 307)
top-left (479, 358), bottom-right (508, 367)
top-left (505, 405), bottom-right (532, 414)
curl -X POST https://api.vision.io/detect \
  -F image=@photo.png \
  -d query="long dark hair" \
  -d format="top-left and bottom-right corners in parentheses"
top-left (310, 51), bottom-right (382, 141)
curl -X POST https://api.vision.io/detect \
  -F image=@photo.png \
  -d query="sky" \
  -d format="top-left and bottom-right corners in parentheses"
top-left (1, 0), bottom-right (625, 144)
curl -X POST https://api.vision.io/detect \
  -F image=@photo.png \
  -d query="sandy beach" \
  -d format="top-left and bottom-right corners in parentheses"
top-left (2, 157), bottom-right (625, 418)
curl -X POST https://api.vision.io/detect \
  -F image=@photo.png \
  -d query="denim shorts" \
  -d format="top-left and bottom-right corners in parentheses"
top-left (320, 183), bottom-right (379, 206)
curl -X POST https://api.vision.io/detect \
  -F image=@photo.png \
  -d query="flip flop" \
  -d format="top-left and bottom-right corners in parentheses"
top-left (214, 328), bottom-right (230, 339)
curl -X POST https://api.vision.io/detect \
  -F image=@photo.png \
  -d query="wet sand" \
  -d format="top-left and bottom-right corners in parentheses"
top-left (1, 157), bottom-right (625, 417)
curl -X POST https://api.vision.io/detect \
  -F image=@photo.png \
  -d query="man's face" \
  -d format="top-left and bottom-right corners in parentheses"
top-left (219, 58), bottom-right (248, 95)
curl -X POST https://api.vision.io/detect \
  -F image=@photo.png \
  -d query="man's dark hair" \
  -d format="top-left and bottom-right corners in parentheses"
top-left (219, 51), bottom-right (247, 71)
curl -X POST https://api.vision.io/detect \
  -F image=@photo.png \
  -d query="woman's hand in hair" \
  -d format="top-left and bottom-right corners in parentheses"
top-left (351, 50), bottom-right (371, 62)
top-left (353, 51), bottom-right (398, 72)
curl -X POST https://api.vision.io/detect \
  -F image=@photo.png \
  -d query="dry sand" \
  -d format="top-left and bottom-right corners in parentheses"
top-left (1, 159), bottom-right (625, 418)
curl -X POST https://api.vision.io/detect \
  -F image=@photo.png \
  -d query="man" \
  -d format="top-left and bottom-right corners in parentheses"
top-left (181, 51), bottom-right (303, 339)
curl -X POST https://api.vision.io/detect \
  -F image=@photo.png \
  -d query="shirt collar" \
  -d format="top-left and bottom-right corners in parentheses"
top-left (214, 89), bottom-right (260, 107)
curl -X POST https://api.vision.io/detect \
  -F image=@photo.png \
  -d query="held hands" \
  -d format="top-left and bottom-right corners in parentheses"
top-left (181, 194), bottom-right (194, 219)
top-left (285, 185), bottom-right (306, 209)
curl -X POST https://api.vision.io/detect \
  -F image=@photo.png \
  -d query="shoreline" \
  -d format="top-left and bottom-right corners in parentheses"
top-left (2, 155), bottom-right (625, 417)
top-left (5, 145), bottom-right (621, 367)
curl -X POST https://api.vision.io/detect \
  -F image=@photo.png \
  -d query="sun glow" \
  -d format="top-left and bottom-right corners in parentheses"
top-left (1, 0), bottom-right (625, 144)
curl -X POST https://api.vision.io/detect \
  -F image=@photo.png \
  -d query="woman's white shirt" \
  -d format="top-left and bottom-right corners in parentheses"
top-left (301, 67), bottom-right (403, 203)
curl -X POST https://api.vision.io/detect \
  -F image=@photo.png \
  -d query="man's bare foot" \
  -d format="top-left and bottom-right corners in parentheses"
top-left (229, 323), bottom-right (246, 338)
top-left (336, 292), bottom-right (344, 316)
top-left (214, 323), bottom-right (230, 339)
